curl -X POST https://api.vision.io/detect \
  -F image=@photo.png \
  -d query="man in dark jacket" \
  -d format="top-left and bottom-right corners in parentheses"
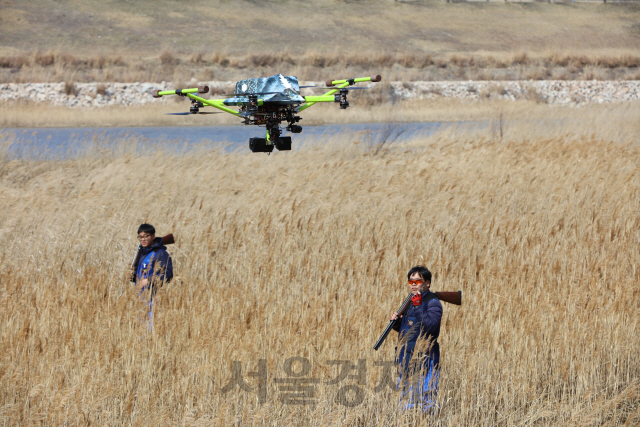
top-left (390, 265), bottom-right (442, 410)
top-left (133, 224), bottom-right (173, 329)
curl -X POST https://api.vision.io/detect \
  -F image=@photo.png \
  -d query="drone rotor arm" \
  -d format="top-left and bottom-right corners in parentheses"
top-left (302, 96), bottom-right (335, 103)
top-left (185, 93), bottom-right (241, 116)
top-left (152, 86), bottom-right (210, 98)
top-left (298, 82), bottom-right (347, 112)
top-left (298, 75), bottom-right (381, 112)
top-left (325, 75), bottom-right (382, 87)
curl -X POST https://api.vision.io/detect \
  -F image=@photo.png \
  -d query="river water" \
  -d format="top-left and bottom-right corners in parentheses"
top-left (1, 122), bottom-right (472, 159)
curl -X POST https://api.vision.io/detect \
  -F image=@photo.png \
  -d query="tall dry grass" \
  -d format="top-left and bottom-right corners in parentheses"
top-left (0, 121), bottom-right (639, 425)
top-left (2, 51), bottom-right (640, 83)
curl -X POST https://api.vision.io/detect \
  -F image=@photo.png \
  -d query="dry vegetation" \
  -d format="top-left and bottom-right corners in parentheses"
top-left (3, 50), bottom-right (640, 84)
top-left (3, 0), bottom-right (640, 84)
top-left (2, 1), bottom-right (640, 423)
top-left (0, 113), bottom-right (639, 425)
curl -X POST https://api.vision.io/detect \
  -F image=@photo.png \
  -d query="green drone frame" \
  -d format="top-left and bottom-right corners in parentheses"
top-left (152, 87), bottom-right (243, 115)
top-left (299, 75), bottom-right (382, 111)
top-left (151, 75), bottom-right (382, 115)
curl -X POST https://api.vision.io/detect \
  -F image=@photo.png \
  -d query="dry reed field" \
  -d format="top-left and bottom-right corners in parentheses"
top-left (1, 115), bottom-right (639, 425)
top-left (3, 50), bottom-right (640, 84)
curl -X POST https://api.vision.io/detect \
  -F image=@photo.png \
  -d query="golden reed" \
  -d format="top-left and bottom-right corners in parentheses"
top-left (0, 126), bottom-right (638, 425)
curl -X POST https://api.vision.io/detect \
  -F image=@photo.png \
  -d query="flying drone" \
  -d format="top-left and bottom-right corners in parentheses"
top-left (152, 73), bottom-right (382, 153)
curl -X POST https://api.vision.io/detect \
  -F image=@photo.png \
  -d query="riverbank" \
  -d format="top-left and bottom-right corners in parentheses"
top-left (2, 101), bottom-right (639, 153)
top-left (2, 80), bottom-right (639, 109)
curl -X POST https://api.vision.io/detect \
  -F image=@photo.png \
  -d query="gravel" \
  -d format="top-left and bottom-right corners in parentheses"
top-left (1, 80), bottom-right (639, 108)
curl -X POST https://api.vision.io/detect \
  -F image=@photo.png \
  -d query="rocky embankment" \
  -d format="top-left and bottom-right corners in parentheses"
top-left (1, 80), bottom-right (639, 107)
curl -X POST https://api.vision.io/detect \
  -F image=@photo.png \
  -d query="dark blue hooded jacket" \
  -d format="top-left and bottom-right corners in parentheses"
top-left (134, 237), bottom-right (173, 293)
top-left (394, 291), bottom-right (443, 372)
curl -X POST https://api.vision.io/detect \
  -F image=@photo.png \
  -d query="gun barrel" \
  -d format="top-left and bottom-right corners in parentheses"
top-left (372, 293), bottom-right (413, 351)
top-left (373, 320), bottom-right (397, 351)
top-left (130, 244), bottom-right (141, 270)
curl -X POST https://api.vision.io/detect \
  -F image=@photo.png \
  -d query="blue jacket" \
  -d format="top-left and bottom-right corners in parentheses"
top-left (134, 237), bottom-right (173, 292)
top-left (394, 291), bottom-right (443, 371)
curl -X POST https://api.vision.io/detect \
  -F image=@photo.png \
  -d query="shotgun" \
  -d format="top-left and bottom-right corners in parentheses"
top-left (373, 286), bottom-right (461, 351)
top-left (129, 234), bottom-right (175, 282)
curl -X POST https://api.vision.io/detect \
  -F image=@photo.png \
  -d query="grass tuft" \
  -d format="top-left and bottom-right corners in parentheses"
top-left (159, 51), bottom-right (178, 66)
top-left (63, 81), bottom-right (78, 96)
top-left (96, 83), bottom-right (107, 96)
top-left (0, 55), bottom-right (29, 69)
top-left (3, 50), bottom-right (640, 83)
top-left (33, 50), bottom-right (55, 67)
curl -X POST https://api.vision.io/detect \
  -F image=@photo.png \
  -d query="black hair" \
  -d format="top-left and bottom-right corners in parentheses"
top-left (137, 223), bottom-right (156, 235)
top-left (407, 265), bottom-right (432, 282)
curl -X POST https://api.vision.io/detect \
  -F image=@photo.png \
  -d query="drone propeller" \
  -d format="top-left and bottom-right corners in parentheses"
top-left (301, 86), bottom-right (371, 91)
top-left (165, 112), bottom-right (222, 115)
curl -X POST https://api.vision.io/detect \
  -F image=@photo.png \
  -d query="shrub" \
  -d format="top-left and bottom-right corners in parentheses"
top-left (620, 55), bottom-right (640, 68)
top-left (63, 81), bottom-right (78, 96)
top-left (87, 56), bottom-right (107, 69)
top-left (512, 52), bottom-right (530, 66)
top-left (160, 51), bottom-right (178, 66)
top-left (190, 52), bottom-right (205, 65)
top-left (0, 56), bottom-right (29, 69)
top-left (247, 54), bottom-right (277, 67)
top-left (96, 84), bottom-right (107, 96)
top-left (212, 52), bottom-right (229, 67)
top-left (34, 51), bottom-right (55, 67)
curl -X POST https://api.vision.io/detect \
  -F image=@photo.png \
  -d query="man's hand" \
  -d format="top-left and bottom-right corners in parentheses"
top-left (390, 312), bottom-right (402, 321)
top-left (411, 292), bottom-right (422, 306)
top-left (129, 270), bottom-right (136, 283)
top-left (138, 278), bottom-right (149, 291)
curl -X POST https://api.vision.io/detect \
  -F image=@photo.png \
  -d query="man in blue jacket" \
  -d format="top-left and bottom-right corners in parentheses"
top-left (133, 224), bottom-right (173, 329)
top-left (390, 265), bottom-right (442, 410)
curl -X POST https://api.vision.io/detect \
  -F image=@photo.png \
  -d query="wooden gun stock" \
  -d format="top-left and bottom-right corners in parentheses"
top-left (129, 233), bottom-right (175, 282)
top-left (161, 234), bottom-right (175, 246)
top-left (434, 291), bottom-right (462, 306)
top-left (373, 288), bottom-right (462, 351)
